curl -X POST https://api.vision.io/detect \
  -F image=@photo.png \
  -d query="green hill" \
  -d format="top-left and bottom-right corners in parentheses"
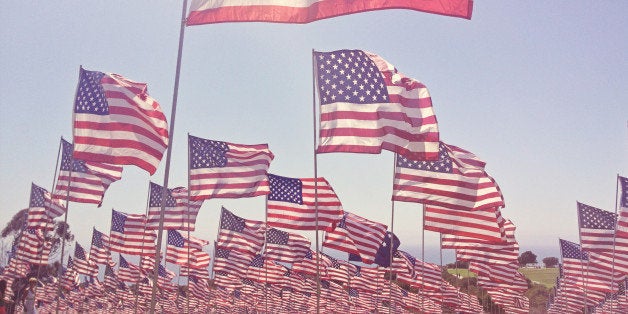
top-left (519, 267), bottom-right (559, 288)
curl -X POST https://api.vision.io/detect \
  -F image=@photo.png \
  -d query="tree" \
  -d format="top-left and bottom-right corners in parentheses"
top-left (542, 256), bottom-right (559, 268)
top-left (1, 208), bottom-right (74, 258)
top-left (518, 250), bottom-right (538, 266)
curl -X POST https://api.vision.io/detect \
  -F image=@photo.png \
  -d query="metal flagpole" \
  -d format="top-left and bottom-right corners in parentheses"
top-left (186, 132), bottom-right (192, 314)
top-left (149, 0), bottom-right (188, 312)
top-left (55, 153), bottom-right (73, 314)
top-left (388, 156), bottom-right (396, 314)
top-left (35, 137), bottom-right (63, 308)
top-left (134, 182), bottom-right (152, 314)
top-left (264, 196), bottom-right (269, 314)
top-left (439, 233), bottom-right (444, 311)
top-left (420, 204), bottom-right (426, 312)
top-left (310, 48), bottom-right (321, 314)
top-left (576, 204), bottom-right (589, 314)
top-left (609, 174), bottom-right (620, 314)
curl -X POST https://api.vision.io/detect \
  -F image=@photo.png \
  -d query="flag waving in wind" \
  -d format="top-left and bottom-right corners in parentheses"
top-left (187, 0), bottom-right (473, 25)
top-left (188, 135), bottom-right (274, 201)
top-left (73, 67), bottom-right (169, 175)
top-left (53, 138), bottom-right (122, 205)
top-left (314, 49), bottom-right (440, 160)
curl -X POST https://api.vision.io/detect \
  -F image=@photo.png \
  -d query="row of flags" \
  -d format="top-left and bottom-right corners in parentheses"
top-left (547, 176), bottom-right (628, 313)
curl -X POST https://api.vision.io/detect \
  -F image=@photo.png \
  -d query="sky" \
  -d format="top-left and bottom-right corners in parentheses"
top-left (1, 2), bottom-right (626, 268)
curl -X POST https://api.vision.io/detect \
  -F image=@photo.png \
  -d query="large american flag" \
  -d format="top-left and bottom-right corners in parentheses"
top-left (393, 142), bottom-right (505, 211)
top-left (266, 173), bottom-right (343, 231)
top-left (187, 0), bottom-right (473, 25)
top-left (53, 138), bottom-right (122, 205)
top-left (313, 49), bottom-right (439, 160)
top-left (264, 228), bottom-right (310, 264)
top-left (146, 182), bottom-right (202, 231)
top-left (29, 183), bottom-right (66, 219)
top-left (216, 207), bottom-right (265, 257)
top-left (323, 211), bottom-right (387, 264)
top-left (213, 246), bottom-right (254, 278)
top-left (577, 202), bottom-right (619, 252)
top-left (109, 209), bottom-right (156, 257)
top-left (188, 135), bottom-right (274, 201)
top-left (424, 205), bottom-right (505, 242)
top-left (72, 67), bottom-right (169, 175)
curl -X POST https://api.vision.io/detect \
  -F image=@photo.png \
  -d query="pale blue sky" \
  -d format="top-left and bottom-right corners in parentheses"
top-left (1, 2), bottom-right (626, 266)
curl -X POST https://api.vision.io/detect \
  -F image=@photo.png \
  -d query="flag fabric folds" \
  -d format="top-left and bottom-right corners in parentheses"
top-left (313, 49), bottom-right (439, 160)
top-left (187, 0), bottom-right (473, 25)
top-left (72, 67), bottom-right (169, 175)
top-left (323, 211), bottom-right (387, 264)
top-left (393, 142), bottom-right (504, 211)
top-left (146, 182), bottom-right (203, 231)
top-left (266, 173), bottom-right (343, 231)
top-left (54, 138), bottom-right (122, 205)
top-left (109, 209), bottom-right (156, 257)
top-left (189, 135), bottom-right (274, 201)
top-left (424, 205), bottom-right (505, 242)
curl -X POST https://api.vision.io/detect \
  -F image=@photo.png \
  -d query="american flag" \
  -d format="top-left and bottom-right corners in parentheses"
top-left (577, 202), bottom-right (621, 252)
top-left (186, 0), bottom-right (473, 24)
top-left (157, 264), bottom-right (175, 288)
top-left (165, 229), bottom-right (210, 268)
top-left (60, 257), bottom-right (80, 290)
top-left (3, 258), bottom-right (31, 278)
top-left (188, 135), bottom-right (274, 201)
top-left (217, 207), bottom-right (265, 257)
top-left (560, 239), bottom-right (620, 292)
top-left (392, 251), bottom-right (443, 291)
top-left (53, 138), bottom-right (122, 205)
top-left (213, 245), bottom-right (255, 278)
top-left (73, 242), bottom-right (98, 276)
top-left (117, 254), bottom-right (141, 283)
top-left (266, 173), bottom-right (344, 231)
top-left (72, 67), bottom-right (169, 175)
top-left (322, 211), bottom-right (387, 264)
top-left (103, 264), bottom-right (119, 290)
top-left (313, 49), bottom-right (439, 160)
top-left (469, 261), bottom-right (519, 283)
top-left (264, 228), bottom-right (310, 264)
top-left (90, 227), bottom-right (114, 266)
top-left (109, 209), bottom-right (156, 257)
top-left (245, 254), bottom-right (287, 284)
top-left (617, 176), bottom-right (628, 238)
top-left (290, 249), bottom-right (319, 277)
top-left (393, 142), bottom-right (505, 211)
top-left (29, 183), bottom-right (66, 219)
top-left (349, 265), bottom-right (384, 294)
top-left (442, 220), bottom-right (519, 265)
top-left (15, 228), bottom-right (50, 265)
top-left (146, 182), bottom-right (203, 231)
top-left (424, 205), bottom-right (505, 242)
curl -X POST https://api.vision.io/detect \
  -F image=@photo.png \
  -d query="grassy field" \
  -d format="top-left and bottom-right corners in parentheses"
top-left (519, 267), bottom-right (559, 288)
top-left (447, 268), bottom-right (477, 278)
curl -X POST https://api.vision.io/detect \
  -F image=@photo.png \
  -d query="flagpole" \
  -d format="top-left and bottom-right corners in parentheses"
top-left (34, 137), bottom-right (63, 308)
top-left (149, 0), bottom-right (188, 312)
top-left (576, 204), bottom-right (589, 314)
top-left (186, 132), bottom-right (192, 314)
top-left (609, 174), bottom-right (620, 314)
top-left (55, 153), bottom-right (73, 314)
top-left (439, 233), bottom-right (444, 311)
top-left (310, 48), bottom-right (321, 314)
top-left (264, 196), bottom-right (269, 314)
top-left (420, 204), bottom-right (425, 312)
top-left (388, 154), bottom-right (397, 314)
top-left (134, 182), bottom-right (152, 314)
